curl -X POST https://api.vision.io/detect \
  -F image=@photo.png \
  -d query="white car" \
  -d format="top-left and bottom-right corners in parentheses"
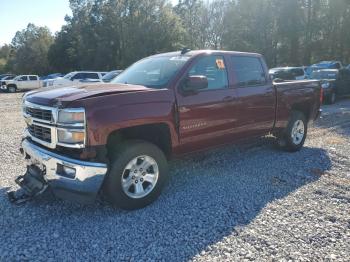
top-left (47, 71), bottom-right (107, 88)
top-left (1, 75), bottom-right (41, 93)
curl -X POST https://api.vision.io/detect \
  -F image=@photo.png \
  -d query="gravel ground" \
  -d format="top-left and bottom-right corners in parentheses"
top-left (0, 92), bottom-right (349, 261)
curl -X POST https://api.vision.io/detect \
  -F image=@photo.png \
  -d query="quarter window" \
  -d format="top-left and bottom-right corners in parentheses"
top-left (231, 56), bottom-right (266, 87)
top-left (188, 55), bottom-right (228, 90)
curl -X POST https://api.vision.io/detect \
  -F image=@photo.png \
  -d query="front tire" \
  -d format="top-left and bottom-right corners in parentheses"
top-left (105, 140), bottom-right (168, 210)
top-left (278, 111), bottom-right (307, 152)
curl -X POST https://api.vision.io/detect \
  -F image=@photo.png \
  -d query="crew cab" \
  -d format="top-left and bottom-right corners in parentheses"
top-left (1, 75), bottom-right (41, 93)
top-left (14, 50), bottom-right (322, 210)
top-left (47, 71), bottom-right (106, 88)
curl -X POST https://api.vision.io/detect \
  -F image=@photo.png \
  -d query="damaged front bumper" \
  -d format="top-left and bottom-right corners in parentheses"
top-left (17, 139), bottom-right (108, 203)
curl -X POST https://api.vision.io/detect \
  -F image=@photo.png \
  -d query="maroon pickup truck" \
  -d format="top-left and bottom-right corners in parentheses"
top-left (13, 50), bottom-right (322, 209)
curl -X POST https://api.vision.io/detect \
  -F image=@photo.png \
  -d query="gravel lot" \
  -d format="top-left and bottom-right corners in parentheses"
top-left (0, 92), bottom-right (349, 261)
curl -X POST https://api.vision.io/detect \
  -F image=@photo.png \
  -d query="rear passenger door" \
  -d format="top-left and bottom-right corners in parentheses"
top-left (228, 55), bottom-right (276, 136)
top-left (28, 76), bottom-right (39, 89)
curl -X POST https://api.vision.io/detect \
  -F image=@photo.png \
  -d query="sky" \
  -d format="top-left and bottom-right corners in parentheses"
top-left (0, 0), bottom-right (72, 46)
top-left (0, 0), bottom-right (179, 46)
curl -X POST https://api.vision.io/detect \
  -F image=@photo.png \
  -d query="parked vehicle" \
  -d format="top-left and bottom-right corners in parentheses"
top-left (346, 64), bottom-right (350, 70)
top-left (40, 73), bottom-right (64, 80)
top-left (0, 74), bottom-right (15, 80)
top-left (1, 75), bottom-right (41, 93)
top-left (47, 71), bottom-right (107, 88)
top-left (15, 50), bottom-right (322, 209)
top-left (306, 61), bottom-right (343, 78)
top-left (310, 69), bottom-right (350, 104)
top-left (41, 73), bottom-right (64, 87)
top-left (269, 67), bottom-right (307, 81)
top-left (79, 70), bottom-right (123, 84)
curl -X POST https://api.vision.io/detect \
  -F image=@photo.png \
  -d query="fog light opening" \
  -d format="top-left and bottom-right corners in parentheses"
top-left (57, 163), bottom-right (76, 179)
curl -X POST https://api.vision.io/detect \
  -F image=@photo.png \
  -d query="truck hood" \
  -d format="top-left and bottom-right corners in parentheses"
top-left (25, 83), bottom-right (155, 107)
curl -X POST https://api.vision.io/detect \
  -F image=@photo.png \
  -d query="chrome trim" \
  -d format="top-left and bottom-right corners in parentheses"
top-left (23, 101), bottom-right (86, 149)
top-left (21, 139), bottom-right (107, 198)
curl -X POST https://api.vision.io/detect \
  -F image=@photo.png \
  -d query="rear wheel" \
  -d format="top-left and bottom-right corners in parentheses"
top-left (105, 140), bottom-right (168, 210)
top-left (278, 111), bottom-right (307, 152)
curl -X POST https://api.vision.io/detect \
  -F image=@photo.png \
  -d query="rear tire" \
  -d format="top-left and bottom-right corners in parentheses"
top-left (105, 140), bottom-right (168, 210)
top-left (278, 111), bottom-right (307, 152)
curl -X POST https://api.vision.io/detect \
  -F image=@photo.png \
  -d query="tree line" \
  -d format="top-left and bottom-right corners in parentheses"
top-left (1, 0), bottom-right (350, 75)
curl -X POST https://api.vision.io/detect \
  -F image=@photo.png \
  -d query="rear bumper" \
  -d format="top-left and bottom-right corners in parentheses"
top-left (20, 139), bottom-right (108, 203)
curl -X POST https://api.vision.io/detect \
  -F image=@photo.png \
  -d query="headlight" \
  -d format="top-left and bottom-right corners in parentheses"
top-left (58, 108), bottom-right (85, 124)
top-left (321, 82), bottom-right (330, 88)
top-left (57, 129), bottom-right (85, 144)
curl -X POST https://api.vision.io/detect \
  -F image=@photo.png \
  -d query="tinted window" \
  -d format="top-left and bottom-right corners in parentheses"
top-left (290, 68), bottom-right (304, 77)
top-left (71, 73), bottom-right (84, 80)
top-left (188, 55), bottom-right (228, 90)
top-left (29, 76), bottom-right (37, 80)
top-left (84, 73), bottom-right (99, 79)
top-left (231, 56), bottom-right (266, 87)
top-left (20, 76), bottom-right (28, 81)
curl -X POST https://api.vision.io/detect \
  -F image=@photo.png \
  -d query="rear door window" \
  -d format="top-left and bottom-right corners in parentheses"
top-left (29, 76), bottom-right (38, 80)
top-left (290, 68), bottom-right (304, 77)
top-left (84, 73), bottom-right (99, 79)
top-left (230, 56), bottom-right (266, 87)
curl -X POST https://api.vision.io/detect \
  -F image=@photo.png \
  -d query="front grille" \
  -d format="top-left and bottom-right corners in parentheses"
top-left (26, 107), bottom-right (52, 122)
top-left (28, 124), bottom-right (51, 143)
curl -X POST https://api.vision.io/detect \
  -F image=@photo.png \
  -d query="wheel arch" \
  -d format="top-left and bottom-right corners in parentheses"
top-left (106, 123), bottom-right (174, 160)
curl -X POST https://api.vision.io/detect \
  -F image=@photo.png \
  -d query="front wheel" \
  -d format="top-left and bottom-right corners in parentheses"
top-left (105, 140), bottom-right (168, 210)
top-left (278, 111), bottom-right (307, 152)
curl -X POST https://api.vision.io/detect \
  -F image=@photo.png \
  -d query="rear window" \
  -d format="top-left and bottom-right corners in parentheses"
top-left (290, 68), bottom-right (304, 77)
top-left (230, 56), bottom-right (266, 87)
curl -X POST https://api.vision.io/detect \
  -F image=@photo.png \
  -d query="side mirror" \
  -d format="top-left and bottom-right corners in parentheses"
top-left (182, 75), bottom-right (208, 93)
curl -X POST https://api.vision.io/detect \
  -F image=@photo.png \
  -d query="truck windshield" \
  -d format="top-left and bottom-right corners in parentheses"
top-left (111, 56), bottom-right (190, 88)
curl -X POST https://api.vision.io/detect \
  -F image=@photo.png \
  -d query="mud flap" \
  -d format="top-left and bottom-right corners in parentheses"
top-left (7, 165), bottom-right (48, 204)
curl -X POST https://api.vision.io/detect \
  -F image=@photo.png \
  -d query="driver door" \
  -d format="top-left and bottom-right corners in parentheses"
top-left (17, 76), bottom-right (28, 89)
top-left (175, 54), bottom-right (237, 152)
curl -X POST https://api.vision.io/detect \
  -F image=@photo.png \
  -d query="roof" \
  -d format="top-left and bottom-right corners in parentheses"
top-left (150, 50), bottom-right (262, 58)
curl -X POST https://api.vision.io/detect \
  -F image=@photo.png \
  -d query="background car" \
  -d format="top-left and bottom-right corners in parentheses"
top-left (41, 73), bottom-right (64, 87)
top-left (1, 75), bottom-right (41, 93)
top-left (79, 70), bottom-right (123, 84)
top-left (0, 74), bottom-right (15, 80)
top-left (306, 61), bottom-right (343, 78)
top-left (48, 71), bottom-right (107, 88)
top-left (269, 67), bottom-right (307, 81)
top-left (310, 69), bottom-right (350, 104)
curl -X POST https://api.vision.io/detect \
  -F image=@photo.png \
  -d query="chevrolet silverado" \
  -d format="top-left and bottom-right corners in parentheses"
top-left (11, 50), bottom-right (322, 210)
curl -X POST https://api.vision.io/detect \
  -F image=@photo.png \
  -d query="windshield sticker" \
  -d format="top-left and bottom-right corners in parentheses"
top-left (216, 59), bottom-right (225, 69)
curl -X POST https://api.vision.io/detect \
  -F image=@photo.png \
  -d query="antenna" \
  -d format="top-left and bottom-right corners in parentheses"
top-left (181, 48), bottom-right (191, 55)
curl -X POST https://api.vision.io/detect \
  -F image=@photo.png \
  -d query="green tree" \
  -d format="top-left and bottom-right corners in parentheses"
top-left (9, 23), bottom-right (54, 75)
